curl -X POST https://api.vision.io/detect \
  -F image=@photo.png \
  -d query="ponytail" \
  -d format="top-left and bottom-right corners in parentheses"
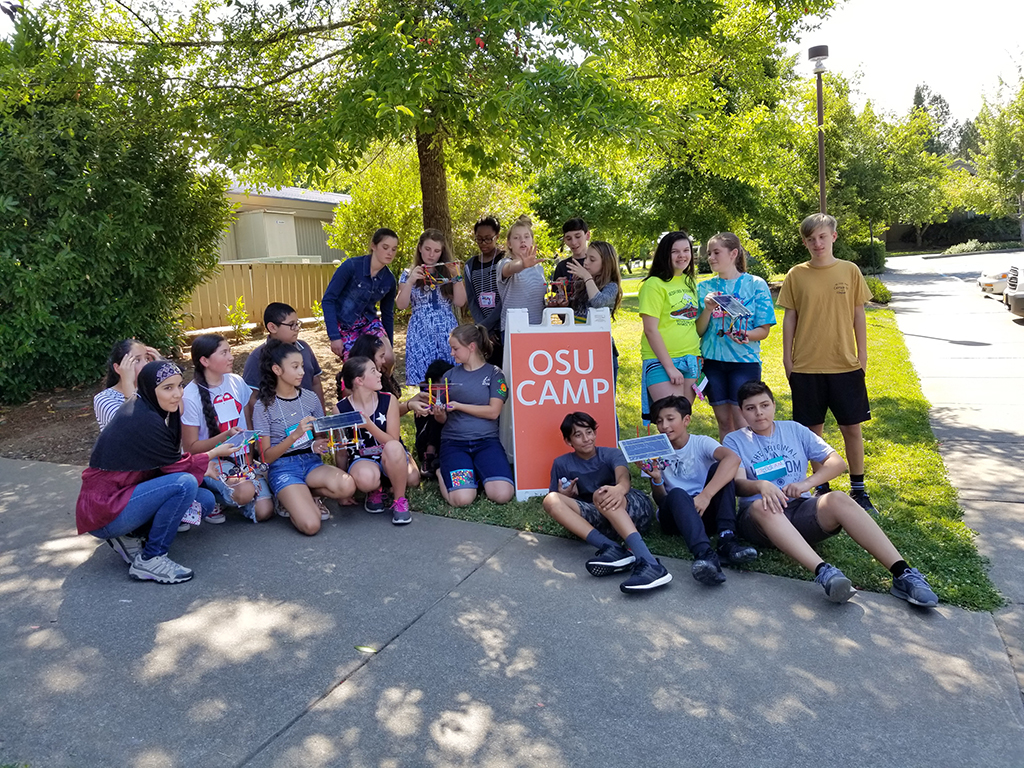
top-left (450, 323), bottom-right (493, 360)
top-left (104, 339), bottom-right (138, 388)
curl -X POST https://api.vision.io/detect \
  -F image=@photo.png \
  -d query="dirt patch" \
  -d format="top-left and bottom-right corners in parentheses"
top-left (0, 325), bottom-right (407, 466)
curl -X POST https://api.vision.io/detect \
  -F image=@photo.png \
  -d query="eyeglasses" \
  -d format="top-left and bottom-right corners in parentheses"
top-left (279, 321), bottom-right (302, 330)
top-left (475, 236), bottom-right (495, 244)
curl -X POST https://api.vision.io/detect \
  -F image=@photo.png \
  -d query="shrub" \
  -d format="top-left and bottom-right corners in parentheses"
top-left (745, 254), bottom-right (772, 282)
top-left (942, 239), bottom-right (1023, 255)
top-left (226, 296), bottom-right (251, 341)
top-left (853, 241), bottom-right (887, 274)
top-left (0, 16), bottom-right (230, 403)
top-left (865, 276), bottom-right (891, 303)
top-left (311, 299), bottom-right (325, 330)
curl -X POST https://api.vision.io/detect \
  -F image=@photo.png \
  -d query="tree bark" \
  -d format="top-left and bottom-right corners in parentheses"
top-left (416, 126), bottom-right (452, 246)
top-left (1018, 193), bottom-right (1024, 245)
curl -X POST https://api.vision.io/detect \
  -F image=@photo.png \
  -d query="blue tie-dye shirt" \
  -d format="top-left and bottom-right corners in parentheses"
top-left (698, 273), bottom-right (776, 364)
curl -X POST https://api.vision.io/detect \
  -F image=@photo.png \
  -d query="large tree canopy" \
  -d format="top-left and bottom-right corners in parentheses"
top-left (69, 0), bottom-right (834, 241)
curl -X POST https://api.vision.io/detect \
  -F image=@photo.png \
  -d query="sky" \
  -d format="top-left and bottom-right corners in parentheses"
top-left (2, 0), bottom-right (1022, 122)
top-left (788, 0), bottom-right (1024, 122)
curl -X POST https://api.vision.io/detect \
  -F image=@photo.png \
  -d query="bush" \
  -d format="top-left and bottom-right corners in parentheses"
top-left (852, 241), bottom-right (887, 274)
top-left (745, 254), bottom-right (772, 282)
top-left (942, 239), bottom-right (1024, 255)
top-left (0, 17), bottom-right (230, 403)
top-left (865, 276), bottom-right (891, 303)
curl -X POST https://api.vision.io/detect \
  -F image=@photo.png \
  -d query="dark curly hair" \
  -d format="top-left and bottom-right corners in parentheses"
top-left (257, 338), bottom-right (302, 409)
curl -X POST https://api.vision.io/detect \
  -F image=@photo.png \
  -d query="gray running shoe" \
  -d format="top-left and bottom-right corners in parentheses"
top-left (364, 488), bottom-right (387, 514)
top-left (106, 535), bottom-right (145, 565)
top-left (814, 562), bottom-right (856, 603)
top-left (891, 567), bottom-right (939, 607)
top-left (391, 497), bottom-right (412, 525)
top-left (129, 553), bottom-right (194, 584)
top-left (586, 544), bottom-right (635, 576)
top-left (177, 522), bottom-right (191, 533)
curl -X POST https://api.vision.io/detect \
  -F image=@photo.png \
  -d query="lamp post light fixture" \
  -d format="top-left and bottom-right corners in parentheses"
top-left (809, 44), bottom-right (829, 214)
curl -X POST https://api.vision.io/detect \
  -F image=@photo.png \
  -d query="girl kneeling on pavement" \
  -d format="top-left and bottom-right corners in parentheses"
top-left (76, 362), bottom-right (237, 584)
top-left (253, 339), bottom-right (356, 535)
top-left (433, 324), bottom-right (515, 507)
top-left (334, 356), bottom-right (420, 525)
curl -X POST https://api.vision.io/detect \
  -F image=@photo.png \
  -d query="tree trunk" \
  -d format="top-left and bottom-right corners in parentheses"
top-left (869, 220), bottom-right (874, 246)
top-left (416, 126), bottom-right (452, 246)
top-left (1018, 193), bottom-right (1024, 245)
top-left (915, 225), bottom-right (922, 248)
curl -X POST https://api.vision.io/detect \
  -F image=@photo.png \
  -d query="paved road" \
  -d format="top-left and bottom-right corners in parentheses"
top-left (887, 252), bottom-right (1024, 694)
top-left (1, 253), bottom-right (1024, 767)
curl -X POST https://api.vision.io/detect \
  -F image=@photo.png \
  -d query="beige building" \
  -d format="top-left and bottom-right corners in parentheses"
top-left (219, 185), bottom-right (351, 263)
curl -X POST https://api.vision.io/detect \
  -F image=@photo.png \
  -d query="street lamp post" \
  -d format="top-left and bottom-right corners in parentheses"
top-left (809, 45), bottom-right (829, 214)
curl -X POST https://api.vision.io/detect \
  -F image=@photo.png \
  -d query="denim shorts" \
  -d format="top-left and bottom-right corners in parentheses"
top-left (439, 437), bottom-right (514, 492)
top-left (349, 449), bottom-right (410, 479)
top-left (269, 452), bottom-right (325, 495)
top-left (641, 355), bottom-right (702, 421)
top-left (702, 359), bottom-right (762, 406)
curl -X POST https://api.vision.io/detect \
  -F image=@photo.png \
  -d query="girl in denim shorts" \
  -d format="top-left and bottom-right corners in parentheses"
top-left (252, 340), bottom-right (356, 536)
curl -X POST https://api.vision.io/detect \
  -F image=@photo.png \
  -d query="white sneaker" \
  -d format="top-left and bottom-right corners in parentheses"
top-left (129, 553), bottom-right (194, 584)
top-left (106, 535), bottom-right (145, 565)
top-left (177, 522), bottom-right (191, 533)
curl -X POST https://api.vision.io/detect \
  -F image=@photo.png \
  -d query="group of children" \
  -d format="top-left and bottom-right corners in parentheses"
top-left (74, 211), bottom-right (940, 610)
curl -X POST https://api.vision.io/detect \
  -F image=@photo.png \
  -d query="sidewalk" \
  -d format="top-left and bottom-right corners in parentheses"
top-left (2, 453), bottom-right (1023, 767)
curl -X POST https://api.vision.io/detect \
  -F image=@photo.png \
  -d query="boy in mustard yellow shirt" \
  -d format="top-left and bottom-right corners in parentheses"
top-left (777, 213), bottom-right (876, 514)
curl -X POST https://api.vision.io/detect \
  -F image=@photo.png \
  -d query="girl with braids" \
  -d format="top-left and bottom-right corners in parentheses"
top-left (252, 339), bottom-right (356, 535)
top-left (432, 324), bottom-right (514, 508)
top-left (77, 361), bottom-right (238, 584)
top-left (93, 338), bottom-right (162, 430)
top-left (182, 334), bottom-right (273, 524)
top-left (335, 356), bottom-right (420, 525)
top-left (695, 232), bottom-right (776, 439)
top-left (396, 229), bottom-right (467, 386)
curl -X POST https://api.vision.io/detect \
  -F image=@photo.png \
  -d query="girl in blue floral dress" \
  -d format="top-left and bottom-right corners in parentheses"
top-left (396, 229), bottom-right (467, 385)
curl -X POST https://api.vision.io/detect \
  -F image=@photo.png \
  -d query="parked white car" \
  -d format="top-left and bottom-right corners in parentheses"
top-left (1003, 265), bottom-right (1024, 317)
top-left (978, 268), bottom-right (1009, 294)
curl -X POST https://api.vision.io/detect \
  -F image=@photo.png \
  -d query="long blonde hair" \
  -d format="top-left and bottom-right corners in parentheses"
top-left (574, 240), bottom-right (622, 318)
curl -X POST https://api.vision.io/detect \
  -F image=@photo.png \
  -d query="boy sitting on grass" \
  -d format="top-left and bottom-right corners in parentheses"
top-left (542, 412), bottom-right (671, 593)
top-left (724, 381), bottom-right (938, 607)
top-left (646, 396), bottom-right (757, 586)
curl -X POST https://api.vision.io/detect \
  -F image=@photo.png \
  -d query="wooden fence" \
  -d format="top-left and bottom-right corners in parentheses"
top-left (182, 262), bottom-right (339, 330)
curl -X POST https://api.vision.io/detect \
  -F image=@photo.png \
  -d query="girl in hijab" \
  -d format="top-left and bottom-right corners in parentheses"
top-left (76, 361), bottom-right (236, 584)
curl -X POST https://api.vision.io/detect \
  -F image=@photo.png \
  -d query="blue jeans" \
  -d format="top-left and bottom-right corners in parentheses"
top-left (91, 474), bottom-right (214, 559)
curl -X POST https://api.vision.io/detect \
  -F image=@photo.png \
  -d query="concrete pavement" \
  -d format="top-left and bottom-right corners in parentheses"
top-left (2, 449), bottom-right (1024, 767)
top-left (887, 253), bottom-right (1024, 698)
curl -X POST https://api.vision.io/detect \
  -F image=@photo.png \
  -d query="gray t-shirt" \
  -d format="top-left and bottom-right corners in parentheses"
top-left (549, 446), bottom-right (627, 503)
top-left (242, 340), bottom-right (322, 393)
top-left (497, 258), bottom-right (546, 328)
top-left (441, 364), bottom-right (508, 443)
top-left (723, 421), bottom-right (835, 502)
top-left (251, 388), bottom-right (324, 451)
top-left (660, 434), bottom-right (721, 497)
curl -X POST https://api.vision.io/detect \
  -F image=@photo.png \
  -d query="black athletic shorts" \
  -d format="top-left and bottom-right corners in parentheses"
top-left (736, 495), bottom-right (840, 549)
top-left (789, 369), bottom-right (871, 427)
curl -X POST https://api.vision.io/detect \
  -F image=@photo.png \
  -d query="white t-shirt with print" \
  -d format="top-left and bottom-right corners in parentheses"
top-left (182, 373), bottom-right (252, 441)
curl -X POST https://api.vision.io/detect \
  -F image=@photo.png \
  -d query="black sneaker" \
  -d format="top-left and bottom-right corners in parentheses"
top-left (691, 554), bottom-right (727, 586)
top-left (620, 559), bottom-right (672, 593)
top-left (814, 482), bottom-right (832, 497)
top-left (849, 490), bottom-right (878, 516)
top-left (717, 536), bottom-right (758, 565)
top-left (586, 544), bottom-right (635, 577)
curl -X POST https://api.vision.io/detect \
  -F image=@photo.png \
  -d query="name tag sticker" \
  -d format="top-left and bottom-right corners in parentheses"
top-left (285, 423), bottom-right (314, 449)
top-left (478, 291), bottom-right (496, 309)
top-left (753, 456), bottom-right (786, 482)
top-left (214, 397), bottom-right (240, 426)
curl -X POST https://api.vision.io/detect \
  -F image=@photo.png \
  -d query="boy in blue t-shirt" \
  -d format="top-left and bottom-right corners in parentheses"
top-left (542, 412), bottom-right (671, 593)
top-left (645, 396), bottom-right (757, 586)
top-left (724, 381), bottom-right (939, 607)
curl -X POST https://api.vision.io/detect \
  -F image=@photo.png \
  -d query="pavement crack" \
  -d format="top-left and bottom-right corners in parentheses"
top-left (235, 527), bottom-right (521, 768)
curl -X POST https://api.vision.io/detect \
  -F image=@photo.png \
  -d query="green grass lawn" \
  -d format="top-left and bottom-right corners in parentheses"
top-left (400, 298), bottom-right (1001, 611)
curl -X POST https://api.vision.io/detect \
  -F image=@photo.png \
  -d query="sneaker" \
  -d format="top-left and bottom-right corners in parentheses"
top-left (717, 536), bottom-right (758, 565)
top-left (891, 567), bottom-right (939, 608)
top-left (364, 488), bottom-right (387, 514)
top-left (315, 497), bottom-right (331, 521)
top-left (691, 554), bottom-right (727, 586)
top-left (814, 562), bottom-right (856, 603)
top-left (274, 498), bottom-right (290, 518)
top-left (620, 559), bottom-right (672, 593)
top-left (814, 482), bottom-right (832, 497)
top-left (391, 497), bottom-right (412, 525)
top-left (849, 490), bottom-right (878, 516)
top-left (128, 553), bottom-right (194, 584)
top-left (585, 544), bottom-right (635, 577)
top-left (106, 535), bottom-right (145, 565)
top-left (177, 522), bottom-right (191, 533)
top-left (204, 509), bottom-right (226, 524)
